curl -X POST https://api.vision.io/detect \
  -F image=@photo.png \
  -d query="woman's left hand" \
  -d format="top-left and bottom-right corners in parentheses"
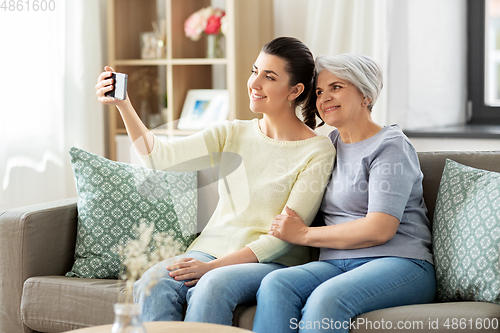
top-left (167, 258), bottom-right (214, 287)
top-left (269, 206), bottom-right (309, 246)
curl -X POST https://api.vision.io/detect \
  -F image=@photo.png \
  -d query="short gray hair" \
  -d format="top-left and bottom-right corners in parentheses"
top-left (315, 54), bottom-right (383, 111)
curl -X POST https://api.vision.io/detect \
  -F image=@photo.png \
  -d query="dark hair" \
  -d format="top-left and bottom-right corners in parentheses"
top-left (261, 37), bottom-right (316, 128)
top-left (302, 74), bottom-right (323, 129)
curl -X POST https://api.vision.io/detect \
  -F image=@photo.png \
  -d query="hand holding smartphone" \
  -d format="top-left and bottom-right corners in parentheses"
top-left (105, 72), bottom-right (128, 100)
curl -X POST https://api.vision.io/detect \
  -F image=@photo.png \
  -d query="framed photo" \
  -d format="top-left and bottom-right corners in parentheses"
top-left (177, 89), bottom-right (229, 130)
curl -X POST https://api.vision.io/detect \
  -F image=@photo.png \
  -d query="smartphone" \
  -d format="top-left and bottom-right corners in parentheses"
top-left (105, 72), bottom-right (128, 100)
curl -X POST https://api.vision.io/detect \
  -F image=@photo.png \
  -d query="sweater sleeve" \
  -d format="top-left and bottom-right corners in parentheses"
top-left (246, 144), bottom-right (336, 262)
top-left (136, 121), bottom-right (230, 172)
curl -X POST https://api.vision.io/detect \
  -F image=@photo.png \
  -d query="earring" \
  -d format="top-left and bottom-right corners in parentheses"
top-left (289, 100), bottom-right (292, 107)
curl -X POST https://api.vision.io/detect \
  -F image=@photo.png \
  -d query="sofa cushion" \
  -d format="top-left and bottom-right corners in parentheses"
top-left (417, 151), bottom-right (500, 222)
top-left (433, 159), bottom-right (500, 304)
top-left (20, 277), bottom-right (257, 333)
top-left (66, 147), bottom-right (197, 279)
top-left (21, 276), bottom-right (121, 332)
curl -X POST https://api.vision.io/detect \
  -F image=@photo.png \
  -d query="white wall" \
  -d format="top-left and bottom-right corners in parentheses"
top-left (399, 0), bottom-right (467, 130)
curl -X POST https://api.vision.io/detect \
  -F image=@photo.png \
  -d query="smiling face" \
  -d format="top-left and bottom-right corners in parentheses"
top-left (247, 52), bottom-right (294, 115)
top-left (315, 69), bottom-right (368, 128)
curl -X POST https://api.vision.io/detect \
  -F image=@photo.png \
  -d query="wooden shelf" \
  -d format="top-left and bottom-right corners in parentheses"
top-left (114, 59), bottom-right (169, 66)
top-left (114, 58), bottom-right (229, 66)
top-left (170, 58), bottom-right (228, 65)
top-left (106, 0), bottom-right (273, 161)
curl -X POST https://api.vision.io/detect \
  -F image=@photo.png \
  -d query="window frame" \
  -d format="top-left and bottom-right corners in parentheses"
top-left (468, 0), bottom-right (500, 123)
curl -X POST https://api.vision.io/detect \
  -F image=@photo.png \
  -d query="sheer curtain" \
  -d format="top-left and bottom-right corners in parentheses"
top-left (274, 0), bottom-right (393, 135)
top-left (273, 0), bottom-right (467, 133)
top-left (0, 0), bottom-right (106, 211)
top-left (303, 0), bottom-right (393, 129)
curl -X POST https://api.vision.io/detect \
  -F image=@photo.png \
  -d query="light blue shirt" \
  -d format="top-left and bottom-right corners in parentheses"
top-left (318, 125), bottom-right (433, 264)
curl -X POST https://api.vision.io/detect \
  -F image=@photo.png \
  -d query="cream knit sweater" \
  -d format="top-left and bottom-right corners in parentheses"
top-left (138, 119), bottom-right (335, 266)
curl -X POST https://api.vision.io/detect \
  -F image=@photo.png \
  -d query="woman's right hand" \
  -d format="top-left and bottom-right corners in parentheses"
top-left (95, 66), bottom-right (129, 108)
top-left (269, 206), bottom-right (309, 246)
top-left (95, 66), bottom-right (153, 154)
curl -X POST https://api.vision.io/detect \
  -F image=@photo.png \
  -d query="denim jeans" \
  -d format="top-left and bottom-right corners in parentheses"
top-left (133, 250), bottom-right (285, 325)
top-left (253, 257), bottom-right (436, 333)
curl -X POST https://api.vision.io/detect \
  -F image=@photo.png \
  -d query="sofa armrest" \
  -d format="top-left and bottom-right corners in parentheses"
top-left (0, 197), bottom-right (79, 333)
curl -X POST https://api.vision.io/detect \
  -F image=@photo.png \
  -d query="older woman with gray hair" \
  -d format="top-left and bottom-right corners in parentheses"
top-left (252, 54), bottom-right (435, 333)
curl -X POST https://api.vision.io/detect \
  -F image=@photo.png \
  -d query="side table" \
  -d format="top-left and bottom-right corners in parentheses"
top-left (64, 321), bottom-right (252, 333)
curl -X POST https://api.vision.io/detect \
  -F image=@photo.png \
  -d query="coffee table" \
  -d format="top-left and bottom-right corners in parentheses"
top-left (65, 321), bottom-right (252, 332)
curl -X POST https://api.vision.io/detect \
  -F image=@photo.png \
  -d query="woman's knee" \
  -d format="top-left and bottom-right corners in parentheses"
top-left (192, 268), bottom-right (234, 299)
top-left (133, 261), bottom-right (177, 298)
top-left (306, 285), bottom-right (340, 309)
top-left (258, 268), bottom-right (298, 299)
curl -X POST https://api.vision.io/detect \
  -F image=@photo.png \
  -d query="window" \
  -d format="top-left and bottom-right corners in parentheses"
top-left (485, 0), bottom-right (500, 104)
top-left (468, 0), bottom-right (500, 123)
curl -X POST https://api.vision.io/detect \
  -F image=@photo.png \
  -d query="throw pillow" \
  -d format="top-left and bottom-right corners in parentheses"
top-left (66, 147), bottom-right (197, 279)
top-left (433, 159), bottom-right (500, 304)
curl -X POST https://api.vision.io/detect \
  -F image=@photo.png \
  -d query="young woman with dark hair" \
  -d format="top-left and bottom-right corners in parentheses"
top-left (95, 37), bottom-right (335, 325)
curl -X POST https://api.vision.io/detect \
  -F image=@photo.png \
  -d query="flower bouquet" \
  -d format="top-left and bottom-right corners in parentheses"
top-left (116, 219), bottom-right (186, 302)
top-left (111, 220), bottom-right (185, 332)
top-left (184, 6), bottom-right (227, 58)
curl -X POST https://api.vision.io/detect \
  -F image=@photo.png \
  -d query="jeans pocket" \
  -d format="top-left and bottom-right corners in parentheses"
top-left (409, 259), bottom-right (435, 278)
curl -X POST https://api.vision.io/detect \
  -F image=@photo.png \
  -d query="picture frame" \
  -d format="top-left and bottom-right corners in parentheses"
top-left (177, 89), bottom-right (229, 130)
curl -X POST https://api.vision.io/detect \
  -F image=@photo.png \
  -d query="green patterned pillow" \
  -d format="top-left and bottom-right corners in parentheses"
top-left (66, 147), bottom-right (197, 279)
top-left (433, 159), bottom-right (500, 304)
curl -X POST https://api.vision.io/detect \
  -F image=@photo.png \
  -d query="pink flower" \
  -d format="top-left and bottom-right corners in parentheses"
top-left (184, 6), bottom-right (226, 40)
top-left (205, 15), bottom-right (221, 35)
top-left (184, 7), bottom-right (213, 41)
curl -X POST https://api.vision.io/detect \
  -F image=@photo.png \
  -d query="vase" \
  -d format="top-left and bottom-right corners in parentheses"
top-left (207, 34), bottom-right (223, 58)
top-left (111, 303), bottom-right (147, 333)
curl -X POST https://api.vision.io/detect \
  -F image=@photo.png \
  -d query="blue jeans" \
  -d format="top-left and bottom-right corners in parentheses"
top-left (253, 257), bottom-right (436, 333)
top-left (133, 250), bottom-right (285, 325)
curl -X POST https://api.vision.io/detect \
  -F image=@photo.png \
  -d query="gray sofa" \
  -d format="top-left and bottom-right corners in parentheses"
top-left (1, 151), bottom-right (500, 333)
